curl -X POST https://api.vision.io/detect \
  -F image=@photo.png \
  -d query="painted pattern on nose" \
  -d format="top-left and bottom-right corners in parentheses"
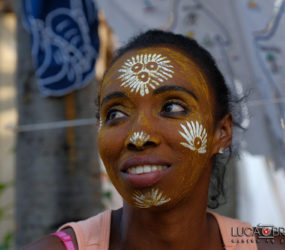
top-left (129, 131), bottom-right (150, 147)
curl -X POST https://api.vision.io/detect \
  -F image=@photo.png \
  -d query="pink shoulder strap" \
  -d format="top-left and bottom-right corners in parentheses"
top-left (51, 231), bottom-right (76, 250)
top-left (209, 211), bottom-right (258, 250)
top-left (58, 210), bottom-right (111, 250)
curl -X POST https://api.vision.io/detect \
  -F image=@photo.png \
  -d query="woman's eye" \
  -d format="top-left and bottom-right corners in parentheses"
top-left (105, 109), bottom-right (126, 122)
top-left (162, 102), bottom-right (186, 114)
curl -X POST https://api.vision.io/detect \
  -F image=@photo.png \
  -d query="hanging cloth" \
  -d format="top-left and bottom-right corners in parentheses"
top-left (22, 0), bottom-right (100, 96)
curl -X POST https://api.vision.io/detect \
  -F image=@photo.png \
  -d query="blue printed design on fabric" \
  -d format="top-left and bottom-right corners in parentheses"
top-left (22, 0), bottom-right (99, 96)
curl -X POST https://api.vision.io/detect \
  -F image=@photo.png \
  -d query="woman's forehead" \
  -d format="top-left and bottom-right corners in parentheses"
top-left (101, 45), bottom-right (211, 98)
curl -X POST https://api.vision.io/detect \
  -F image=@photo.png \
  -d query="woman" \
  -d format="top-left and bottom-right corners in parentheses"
top-left (25, 30), bottom-right (279, 250)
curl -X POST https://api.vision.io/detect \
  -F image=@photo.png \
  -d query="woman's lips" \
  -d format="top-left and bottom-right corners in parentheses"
top-left (120, 156), bottom-right (171, 187)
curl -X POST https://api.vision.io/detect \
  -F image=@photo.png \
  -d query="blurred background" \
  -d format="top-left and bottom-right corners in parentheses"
top-left (0, 0), bottom-right (285, 249)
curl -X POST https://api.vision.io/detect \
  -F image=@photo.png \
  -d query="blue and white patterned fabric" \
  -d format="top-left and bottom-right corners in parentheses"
top-left (22, 0), bottom-right (99, 96)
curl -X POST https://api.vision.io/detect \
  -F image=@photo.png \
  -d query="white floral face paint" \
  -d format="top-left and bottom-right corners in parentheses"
top-left (130, 131), bottom-right (150, 147)
top-left (133, 188), bottom-right (171, 208)
top-left (179, 121), bottom-right (207, 154)
top-left (118, 53), bottom-right (174, 96)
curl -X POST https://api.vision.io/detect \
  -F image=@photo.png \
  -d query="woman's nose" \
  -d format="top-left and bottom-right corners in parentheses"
top-left (125, 131), bottom-right (160, 150)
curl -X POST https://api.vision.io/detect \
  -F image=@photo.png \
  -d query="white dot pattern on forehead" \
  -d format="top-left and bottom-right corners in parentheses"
top-left (118, 54), bottom-right (174, 96)
top-left (179, 121), bottom-right (207, 154)
top-left (133, 188), bottom-right (171, 208)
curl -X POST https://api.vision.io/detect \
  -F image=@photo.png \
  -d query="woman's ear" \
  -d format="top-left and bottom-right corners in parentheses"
top-left (96, 119), bottom-right (102, 132)
top-left (211, 113), bottom-right (233, 155)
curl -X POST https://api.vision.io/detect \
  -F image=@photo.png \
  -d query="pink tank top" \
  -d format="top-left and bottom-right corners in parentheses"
top-left (59, 210), bottom-right (258, 250)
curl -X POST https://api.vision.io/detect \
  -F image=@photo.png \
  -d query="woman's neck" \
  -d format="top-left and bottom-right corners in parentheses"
top-left (121, 201), bottom-right (208, 250)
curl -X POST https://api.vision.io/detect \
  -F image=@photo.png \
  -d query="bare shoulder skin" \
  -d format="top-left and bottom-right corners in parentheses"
top-left (22, 228), bottom-right (78, 250)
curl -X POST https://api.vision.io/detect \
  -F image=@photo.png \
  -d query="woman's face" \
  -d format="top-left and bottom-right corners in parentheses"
top-left (98, 46), bottom-right (218, 209)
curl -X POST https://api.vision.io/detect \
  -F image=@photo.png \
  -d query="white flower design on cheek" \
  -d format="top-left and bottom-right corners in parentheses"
top-left (133, 188), bottom-right (171, 208)
top-left (118, 54), bottom-right (174, 96)
top-left (130, 131), bottom-right (150, 147)
top-left (179, 121), bottom-right (207, 154)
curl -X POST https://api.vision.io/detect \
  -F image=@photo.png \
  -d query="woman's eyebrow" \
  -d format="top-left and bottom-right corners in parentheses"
top-left (153, 85), bottom-right (198, 100)
top-left (101, 91), bottom-right (127, 106)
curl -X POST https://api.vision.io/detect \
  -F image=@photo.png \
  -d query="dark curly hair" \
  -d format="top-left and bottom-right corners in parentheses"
top-left (101, 29), bottom-right (235, 209)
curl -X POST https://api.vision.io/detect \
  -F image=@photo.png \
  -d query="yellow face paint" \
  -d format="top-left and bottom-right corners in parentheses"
top-left (98, 45), bottom-right (217, 209)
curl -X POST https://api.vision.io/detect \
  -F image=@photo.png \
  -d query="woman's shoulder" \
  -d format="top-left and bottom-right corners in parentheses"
top-left (22, 228), bottom-right (78, 250)
top-left (23, 210), bottom-right (111, 250)
top-left (58, 209), bottom-right (111, 248)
